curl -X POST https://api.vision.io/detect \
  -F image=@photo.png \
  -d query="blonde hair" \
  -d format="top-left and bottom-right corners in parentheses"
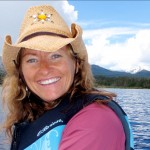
top-left (2, 72), bottom-right (26, 138)
top-left (2, 46), bottom-right (116, 138)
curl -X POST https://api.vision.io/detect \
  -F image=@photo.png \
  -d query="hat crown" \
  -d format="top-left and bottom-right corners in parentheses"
top-left (18, 5), bottom-right (72, 43)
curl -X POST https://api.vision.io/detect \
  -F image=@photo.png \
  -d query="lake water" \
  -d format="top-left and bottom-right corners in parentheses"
top-left (0, 88), bottom-right (150, 150)
top-left (105, 88), bottom-right (150, 150)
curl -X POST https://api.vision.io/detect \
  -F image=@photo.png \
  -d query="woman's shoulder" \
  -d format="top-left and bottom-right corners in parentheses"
top-left (67, 102), bottom-right (124, 130)
top-left (60, 102), bottom-right (125, 150)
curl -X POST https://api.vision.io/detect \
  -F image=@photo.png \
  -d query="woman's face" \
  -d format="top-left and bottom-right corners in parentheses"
top-left (21, 46), bottom-right (75, 102)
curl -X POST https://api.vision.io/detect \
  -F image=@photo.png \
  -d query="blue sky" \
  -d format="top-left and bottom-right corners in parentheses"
top-left (1, 0), bottom-right (150, 72)
top-left (70, 1), bottom-right (150, 27)
top-left (69, 2), bottom-right (150, 28)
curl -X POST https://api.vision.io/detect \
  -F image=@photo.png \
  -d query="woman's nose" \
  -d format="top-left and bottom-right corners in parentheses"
top-left (38, 61), bottom-right (50, 75)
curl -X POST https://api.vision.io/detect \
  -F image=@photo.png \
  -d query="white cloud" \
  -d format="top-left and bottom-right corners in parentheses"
top-left (61, 1), bottom-right (78, 24)
top-left (84, 27), bottom-right (150, 71)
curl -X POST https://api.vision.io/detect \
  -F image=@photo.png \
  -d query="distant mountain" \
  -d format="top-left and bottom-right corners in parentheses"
top-left (125, 66), bottom-right (150, 74)
top-left (134, 70), bottom-right (150, 78)
top-left (0, 57), bottom-right (4, 70)
top-left (91, 64), bottom-right (132, 77)
top-left (91, 64), bottom-right (150, 78)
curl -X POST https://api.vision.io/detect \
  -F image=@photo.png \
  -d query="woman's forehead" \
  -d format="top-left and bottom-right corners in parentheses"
top-left (22, 46), bottom-right (68, 54)
top-left (20, 45), bottom-right (72, 58)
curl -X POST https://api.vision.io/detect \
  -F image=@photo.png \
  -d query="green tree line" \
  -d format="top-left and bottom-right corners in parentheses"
top-left (94, 75), bottom-right (150, 89)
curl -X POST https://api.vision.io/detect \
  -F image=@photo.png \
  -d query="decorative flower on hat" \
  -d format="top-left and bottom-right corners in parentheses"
top-left (31, 10), bottom-right (53, 24)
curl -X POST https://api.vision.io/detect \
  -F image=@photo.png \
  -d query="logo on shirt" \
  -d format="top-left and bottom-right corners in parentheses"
top-left (37, 119), bottom-right (63, 137)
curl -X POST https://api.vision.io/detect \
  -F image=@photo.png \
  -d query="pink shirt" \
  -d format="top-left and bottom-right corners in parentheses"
top-left (59, 102), bottom-right (125, 150)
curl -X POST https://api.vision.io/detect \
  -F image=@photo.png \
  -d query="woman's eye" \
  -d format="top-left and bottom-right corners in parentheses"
top-left (51, 54), bottom-right (62, 59)
top-left (27, 58), bottom-right (38, 63)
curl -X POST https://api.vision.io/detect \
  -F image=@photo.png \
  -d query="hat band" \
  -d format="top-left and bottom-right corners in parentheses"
top-left (20, 32), bottom-right (68, 43)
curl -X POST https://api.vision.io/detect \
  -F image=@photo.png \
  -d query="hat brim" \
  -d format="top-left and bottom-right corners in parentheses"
top-left (2, 24), bottom-right (87, 74)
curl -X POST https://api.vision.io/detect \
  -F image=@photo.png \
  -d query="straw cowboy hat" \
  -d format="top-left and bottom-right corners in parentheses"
top-left (2, 5), bottom-right (88, 74)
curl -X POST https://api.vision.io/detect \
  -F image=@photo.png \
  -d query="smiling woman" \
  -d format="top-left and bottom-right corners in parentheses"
top-left (1, 4), bottom-right (133, 150)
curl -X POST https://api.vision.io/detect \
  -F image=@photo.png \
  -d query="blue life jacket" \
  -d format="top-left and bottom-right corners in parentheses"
top-left (10, 93), bottom-right (134, 150)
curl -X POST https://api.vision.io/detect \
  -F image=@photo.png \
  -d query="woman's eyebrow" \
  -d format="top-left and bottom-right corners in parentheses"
top-left (22, 52), bottom-right (37, 58)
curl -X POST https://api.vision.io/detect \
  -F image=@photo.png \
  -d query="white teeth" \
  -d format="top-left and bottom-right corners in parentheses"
top-left (39, 78), bottom-right (60, 85)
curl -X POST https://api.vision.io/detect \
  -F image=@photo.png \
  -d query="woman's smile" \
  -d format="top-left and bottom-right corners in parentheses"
top-left (38, 77), bottom-right (61, 85)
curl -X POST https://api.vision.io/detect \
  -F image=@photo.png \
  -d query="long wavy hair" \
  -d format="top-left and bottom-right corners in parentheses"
top-left (2, 45), bottom-right (116, 138)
